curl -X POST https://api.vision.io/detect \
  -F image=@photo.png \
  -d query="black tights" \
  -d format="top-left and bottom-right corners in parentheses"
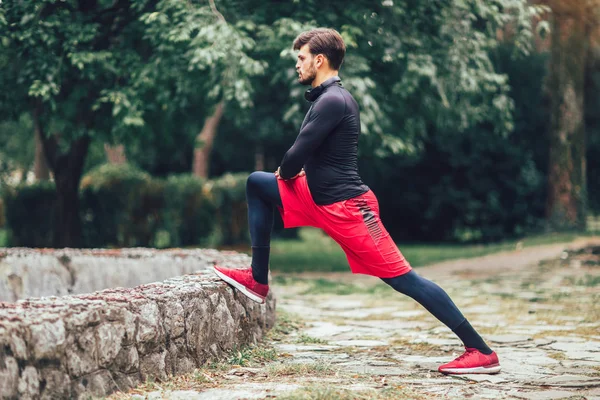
top-left (245, 171), bottom-right (492, 354)
top-left (246, 171), bottom-right (282, 284)
top-left (382, 271), bottom-right (491, 353)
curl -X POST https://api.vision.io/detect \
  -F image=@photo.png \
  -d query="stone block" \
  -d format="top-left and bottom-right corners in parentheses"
top-left (0, 356), bottom-right (19, 399)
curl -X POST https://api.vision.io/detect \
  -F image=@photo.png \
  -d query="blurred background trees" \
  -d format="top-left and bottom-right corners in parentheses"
top-left (0, 0), bottom-right (598, 248)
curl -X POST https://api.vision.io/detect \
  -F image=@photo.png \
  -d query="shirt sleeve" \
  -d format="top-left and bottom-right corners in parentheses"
top-left (279, 92), bottom-right (346, 179)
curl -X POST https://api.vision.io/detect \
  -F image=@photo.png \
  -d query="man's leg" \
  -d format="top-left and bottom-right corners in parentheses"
top-left (382, 271), bottom-right (500, 374)
top-left (213, 171), bottom-right (282, 303)
top-left (381, 271), bottom-right (491, 353)
top-left (246, 171), bottom-right (282, 284)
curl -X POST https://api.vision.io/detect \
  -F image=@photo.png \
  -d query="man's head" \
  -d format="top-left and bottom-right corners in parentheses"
top-left (293, 28), bottom-right (346, 86)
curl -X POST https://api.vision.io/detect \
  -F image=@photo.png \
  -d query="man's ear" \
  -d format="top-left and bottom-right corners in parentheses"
top-left (315, 54), bottom-right (326, 69)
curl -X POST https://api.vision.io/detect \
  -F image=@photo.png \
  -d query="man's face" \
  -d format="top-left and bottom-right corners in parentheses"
top-left (296, 44), bottom-right (318, 85)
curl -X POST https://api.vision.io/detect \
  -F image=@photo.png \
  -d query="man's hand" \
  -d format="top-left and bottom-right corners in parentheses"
top-left (275, 167), bottom-right (305, 180)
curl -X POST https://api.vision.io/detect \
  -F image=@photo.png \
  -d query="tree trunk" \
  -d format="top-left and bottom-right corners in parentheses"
top-left (54, 162), bottom-right (84, 248)
top-left (545, 3), bottom-right (589, 230)
top-left (37, 116), bottom-right (91, 247)
top-left (254, 144), bottom-right (265, 171)
top-left (52, 136), bottom-right (90, 247)
top-left (104, 143), bottom-right (127, 164)
top-left (193, 102), bottom-right (224, 178)
top-left (32, 111), bottom-right (50, 181)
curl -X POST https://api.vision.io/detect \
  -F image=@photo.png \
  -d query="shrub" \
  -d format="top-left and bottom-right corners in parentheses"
top-left (2, 182), bottom-right (57, 247)
top-left (205, 172), bottom-right (249, 245)
top-left (0, 197), bottom-right (5, 228)
top-left (80, 163), bottom-right (164, 247)
top-left (160, 174), bottom-right (216, 247)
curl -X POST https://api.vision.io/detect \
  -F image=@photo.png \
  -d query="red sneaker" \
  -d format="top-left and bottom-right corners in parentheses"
top-left (438, 348), bottom-right (501, 374)
top-left (213, 265), bottom-right (269, 304)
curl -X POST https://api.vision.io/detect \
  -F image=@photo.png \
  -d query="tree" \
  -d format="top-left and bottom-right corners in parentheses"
top-left (213, 0), bottom-right (546, 169)
top-left (544, 0), bottom-right (599, 230)
top-left (0, 0), bottom-right (550, 246)
top-left (0, 0), bottom-right (263, 246)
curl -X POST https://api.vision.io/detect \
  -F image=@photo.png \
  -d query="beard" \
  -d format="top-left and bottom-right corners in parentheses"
top-left (298, 63), bottom-right (317, 85)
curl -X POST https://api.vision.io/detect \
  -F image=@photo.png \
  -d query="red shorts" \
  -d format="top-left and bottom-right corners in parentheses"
top-left (276, 175), bottom-right (412, 278)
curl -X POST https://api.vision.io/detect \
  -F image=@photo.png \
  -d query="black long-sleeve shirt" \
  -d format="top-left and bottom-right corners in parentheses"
top-left (279, 77), bottom-right (369, 205)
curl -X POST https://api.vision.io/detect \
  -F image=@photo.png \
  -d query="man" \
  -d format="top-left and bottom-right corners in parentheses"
top-left (214, 28), bottom-right (501, 375)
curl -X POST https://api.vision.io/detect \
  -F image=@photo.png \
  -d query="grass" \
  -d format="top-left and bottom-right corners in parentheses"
top-left (283, 277), bottom-right (389, 296)
top-left (0, 229), bottom-right (6, 247)
top-left (268, 228), bottom-right (579, 273)
top-left (276, 384), bottom-right (425, 400)
top-left (227, 344), bottom-right (278, 366)
top-left (266, 361), bottom-right (337, 377)
top-left (548, 352), bottom-right (568, 361)
top-left (567, 274), bottom-right (600, 287)
top-left (296, 334), bottom-right (329, 344)
top-left (268, 309), bottom-right (305, 341)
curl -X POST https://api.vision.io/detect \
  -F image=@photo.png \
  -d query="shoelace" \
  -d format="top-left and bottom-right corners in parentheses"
top-left (454, 349), bottom-right (477, 363)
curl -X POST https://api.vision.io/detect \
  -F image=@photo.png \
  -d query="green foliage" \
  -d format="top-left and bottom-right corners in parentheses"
top-left (0, 0), bottom-right (267, 246)
top-left (161, 174), bottom-right (216, 247)
top-left (0, 198), bottom-right (4, 228)
top-left (0, 114), bottom-right (34, 178)
top-left (2, 0), bottom-right (587, 244)
top-left (358, 42), bottom-right (551, 243)
top-left (2, 182), bottom-right (56, 247)
top-left (1, 167), bottom-right (243, 248)
top-left (80, 164), bottom-right (163, 247)
top-left (205, 172), bottom-right (249, 245)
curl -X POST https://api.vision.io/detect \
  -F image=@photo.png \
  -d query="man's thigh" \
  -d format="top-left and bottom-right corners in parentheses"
top-left (276, 175), bottom-right (319, 228)
top-left (321, 191), bottom-right (412, 278)
top-left (248, 171), bottom-right (282, 207)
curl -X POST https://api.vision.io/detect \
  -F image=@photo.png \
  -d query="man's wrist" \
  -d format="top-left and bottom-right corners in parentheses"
top-left (276, 166), bottom-right (304, 180)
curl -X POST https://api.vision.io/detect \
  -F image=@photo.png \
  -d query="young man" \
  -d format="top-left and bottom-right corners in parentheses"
top-left (214, 28), bottom-right (501, 375)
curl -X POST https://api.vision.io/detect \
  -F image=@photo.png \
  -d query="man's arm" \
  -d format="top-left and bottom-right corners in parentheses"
top-left (278, 92), bottom-right (345, 179)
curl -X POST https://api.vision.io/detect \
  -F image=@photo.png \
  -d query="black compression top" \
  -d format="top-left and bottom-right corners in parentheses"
top-left (279, 76), bottom-right (370, 205)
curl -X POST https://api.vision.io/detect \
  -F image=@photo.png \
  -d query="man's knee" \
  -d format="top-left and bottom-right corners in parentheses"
top-left (382, 270), bottom-right (417, 291)
top-left (247, 171), bottom-right (274, 196)
top-left (247, 171), bottom-right (264, 192)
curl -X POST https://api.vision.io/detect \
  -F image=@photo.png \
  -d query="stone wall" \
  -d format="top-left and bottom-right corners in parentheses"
top-left (0, 248), bottom-right (248, 302)
top-left (0, 249), bottom-right (276, 399)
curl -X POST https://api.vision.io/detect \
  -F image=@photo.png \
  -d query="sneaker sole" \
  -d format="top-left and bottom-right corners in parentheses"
top-left (213, 267), bottom-right (266, 304)
top-left (440, 364), bottom-right (501, 375)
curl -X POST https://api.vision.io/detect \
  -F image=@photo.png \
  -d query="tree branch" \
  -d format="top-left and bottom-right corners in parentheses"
top-left (208, 0), bottom-right (226, 22)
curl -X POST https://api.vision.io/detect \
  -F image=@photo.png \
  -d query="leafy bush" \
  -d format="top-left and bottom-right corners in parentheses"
top-left (80, 163), bottom-right (163, 247)
top-left (160, 174), bottom-right (216, 247)
top-left (2, 166), bottom-right (239, 248)
top-left (0, 198), bottom-right (5, 228)
top-left (205, 172), bottom-right (249, 245)
top-left (2, 182), bottom-right (57, 247)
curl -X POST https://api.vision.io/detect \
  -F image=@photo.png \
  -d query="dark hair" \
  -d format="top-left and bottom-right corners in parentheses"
top-left (293, 28), bottom-right (346, 70)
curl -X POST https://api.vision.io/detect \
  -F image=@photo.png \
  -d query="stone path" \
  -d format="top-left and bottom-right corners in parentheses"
top-left (109, 239), bottom-right (600, 400)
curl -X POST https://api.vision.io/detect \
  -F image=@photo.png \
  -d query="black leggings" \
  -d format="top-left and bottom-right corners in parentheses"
top-left (381, 271), bottom-right (465, 330)
top-left (245, 171), bottom-right (489, 352)
top-left (246, 171), bottom-right (282, 247)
